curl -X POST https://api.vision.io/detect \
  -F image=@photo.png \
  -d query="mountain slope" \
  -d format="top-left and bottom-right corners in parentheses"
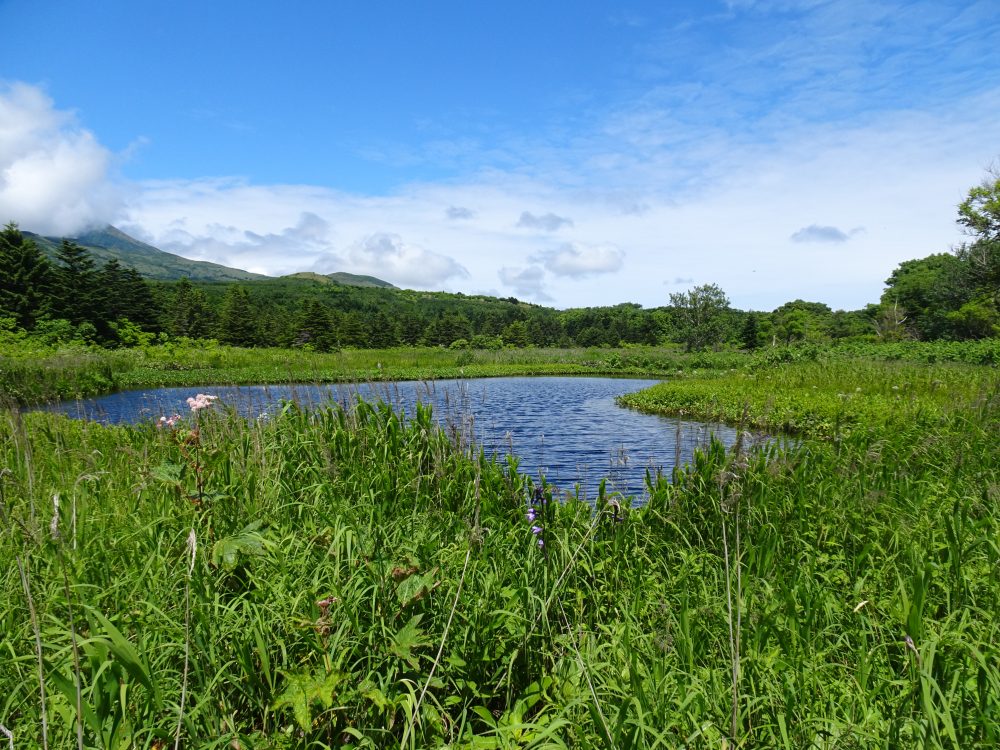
top-left (27, 225), bottom-right (398, 288)
top-left (27, 225), bottom-right (267, 282)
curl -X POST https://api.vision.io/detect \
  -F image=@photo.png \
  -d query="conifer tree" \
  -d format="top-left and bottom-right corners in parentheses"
top-left (295, 300), bottom-right (338, 351)
top-left (0, 222), bottom-right (53, 329)
top-left (169, 278), bottom-right (213, 339)
top-left (217, 284), bottom-right (258, 346)
top-left (53, 239), bottom-right (98, 326)
top-left (367, 311), bottom-right (400, 348)
top-left (120, 266), bottom-right (163, 331)
top-left (94, 260), bottom-right (162, 336)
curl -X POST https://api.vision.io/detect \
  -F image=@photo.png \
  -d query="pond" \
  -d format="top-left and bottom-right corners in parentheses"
top-left (39, 377), bottom-right (743, 504)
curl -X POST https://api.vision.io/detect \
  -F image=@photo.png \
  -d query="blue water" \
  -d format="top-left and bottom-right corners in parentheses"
top-left (39, 377), bottom-right (741, 503)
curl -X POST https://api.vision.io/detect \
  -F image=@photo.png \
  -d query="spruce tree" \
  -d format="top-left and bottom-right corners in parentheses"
top-left (0, 222), bottom-right (53, 329)
top-left (95, 258), bottom-right (128, 338)
top-left (217, 285), bottom-right (258, 346)
top-left (295, 300), bottom-right (338, 351)
top-left (93, 260), bottom-right (162, 338)
top-left (367, 311), bottom-right (400, 348)
top-left (120, 267), bottom-right (162, 331)
top-left (53, 239), bottom-right (98, 326)
top-left (740, 313), bottom-right (761, 351)
top-left (169, 278), bottom-right (213, 339)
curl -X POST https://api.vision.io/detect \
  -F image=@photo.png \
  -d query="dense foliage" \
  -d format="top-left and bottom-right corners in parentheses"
top-left (0, 224), bottom-right (162, 346)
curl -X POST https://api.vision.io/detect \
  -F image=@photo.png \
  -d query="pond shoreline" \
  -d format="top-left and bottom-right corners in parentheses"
top-left (34, 375), bottom-right (741, 503)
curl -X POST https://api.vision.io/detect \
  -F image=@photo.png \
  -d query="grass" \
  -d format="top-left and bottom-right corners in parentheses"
top-left (618, 356), bottom-right (997, 439)
top-left (1, 343), bottom-right (998, 747)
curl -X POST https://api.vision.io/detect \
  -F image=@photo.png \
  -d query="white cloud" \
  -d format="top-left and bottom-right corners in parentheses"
top-left (129, 211), bottom-right (335, 275)
top-left (0, 82), bottom-right (121, 235)
top-left (335, 232), bottom-right (469, 287)
top-left (536, 242), bottom-right (625, 278)
top-left (498, 265), bottom-right (551, 301)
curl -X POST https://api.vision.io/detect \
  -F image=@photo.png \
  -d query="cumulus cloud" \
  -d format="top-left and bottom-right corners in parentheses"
top-left (134, 211), bottom-right (335, 275)
top-left (446, 205), bottom-right (475, 220)
top-left (498, 265), bottom-right (551, 301)
top-left (535, 242), bottom-right (625, 278)
top-left (332, 232), bottom-right (469, 287)
top-left (0, 82), bottom-right (121, 234)
top-left (516, 211), bottom-right (573, 231)
top-left (790, 224), bottom-right (859, 243)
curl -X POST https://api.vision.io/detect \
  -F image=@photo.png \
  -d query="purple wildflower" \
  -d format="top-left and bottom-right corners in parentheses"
top-left (531, 525), bottom-right (543, 535)
top-left (537, 538), bottom-right (545, 548)
top-left (526, 508), bottom-right (537, 522)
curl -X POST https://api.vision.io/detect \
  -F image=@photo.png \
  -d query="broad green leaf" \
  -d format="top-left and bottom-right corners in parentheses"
top-left (273, 669), bottom-right (345, 732)
top-left (390, 614), bottom-right (430, 669)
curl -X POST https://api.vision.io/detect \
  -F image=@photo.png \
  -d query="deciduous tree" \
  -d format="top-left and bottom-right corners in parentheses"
top-left (669, 283), bottom-right (731, 351)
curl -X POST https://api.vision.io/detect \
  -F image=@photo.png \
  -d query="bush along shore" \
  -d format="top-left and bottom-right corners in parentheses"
top-left (1, 345), bottom-right (998, 747)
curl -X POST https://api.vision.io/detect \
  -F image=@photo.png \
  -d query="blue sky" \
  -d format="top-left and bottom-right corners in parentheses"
top-left (1, 0), bottom-right (998, 310)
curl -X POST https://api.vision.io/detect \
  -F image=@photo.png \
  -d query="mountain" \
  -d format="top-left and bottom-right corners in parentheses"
top-left (26, 225), bottom-right (266, 282)
top-left (26, 225), bottom-right (396, 288)
top-left (282, 271), bottom-right (397, 289)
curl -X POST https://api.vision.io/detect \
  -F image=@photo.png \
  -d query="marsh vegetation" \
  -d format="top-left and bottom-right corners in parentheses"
top-left (2, 343), bottom-right (998, 747)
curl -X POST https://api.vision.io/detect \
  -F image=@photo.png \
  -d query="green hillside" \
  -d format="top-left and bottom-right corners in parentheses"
top-left (27, 225), bottom-right (401, 289)
top-left (283, 271), bottom-right (397, 289)
top-left (26, 225), bottom-right (266, 282)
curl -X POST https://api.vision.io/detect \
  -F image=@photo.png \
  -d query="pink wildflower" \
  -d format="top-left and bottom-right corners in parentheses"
top-left (186, 394), bottom-right (218, 412)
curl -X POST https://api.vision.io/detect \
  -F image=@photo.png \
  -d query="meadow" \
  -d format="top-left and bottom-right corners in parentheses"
top-left (1, 341), bottom-right (998, 748)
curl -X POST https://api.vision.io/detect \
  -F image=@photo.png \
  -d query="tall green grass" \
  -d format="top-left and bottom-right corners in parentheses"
top-left (1, 351), bottom-right (998, 747)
